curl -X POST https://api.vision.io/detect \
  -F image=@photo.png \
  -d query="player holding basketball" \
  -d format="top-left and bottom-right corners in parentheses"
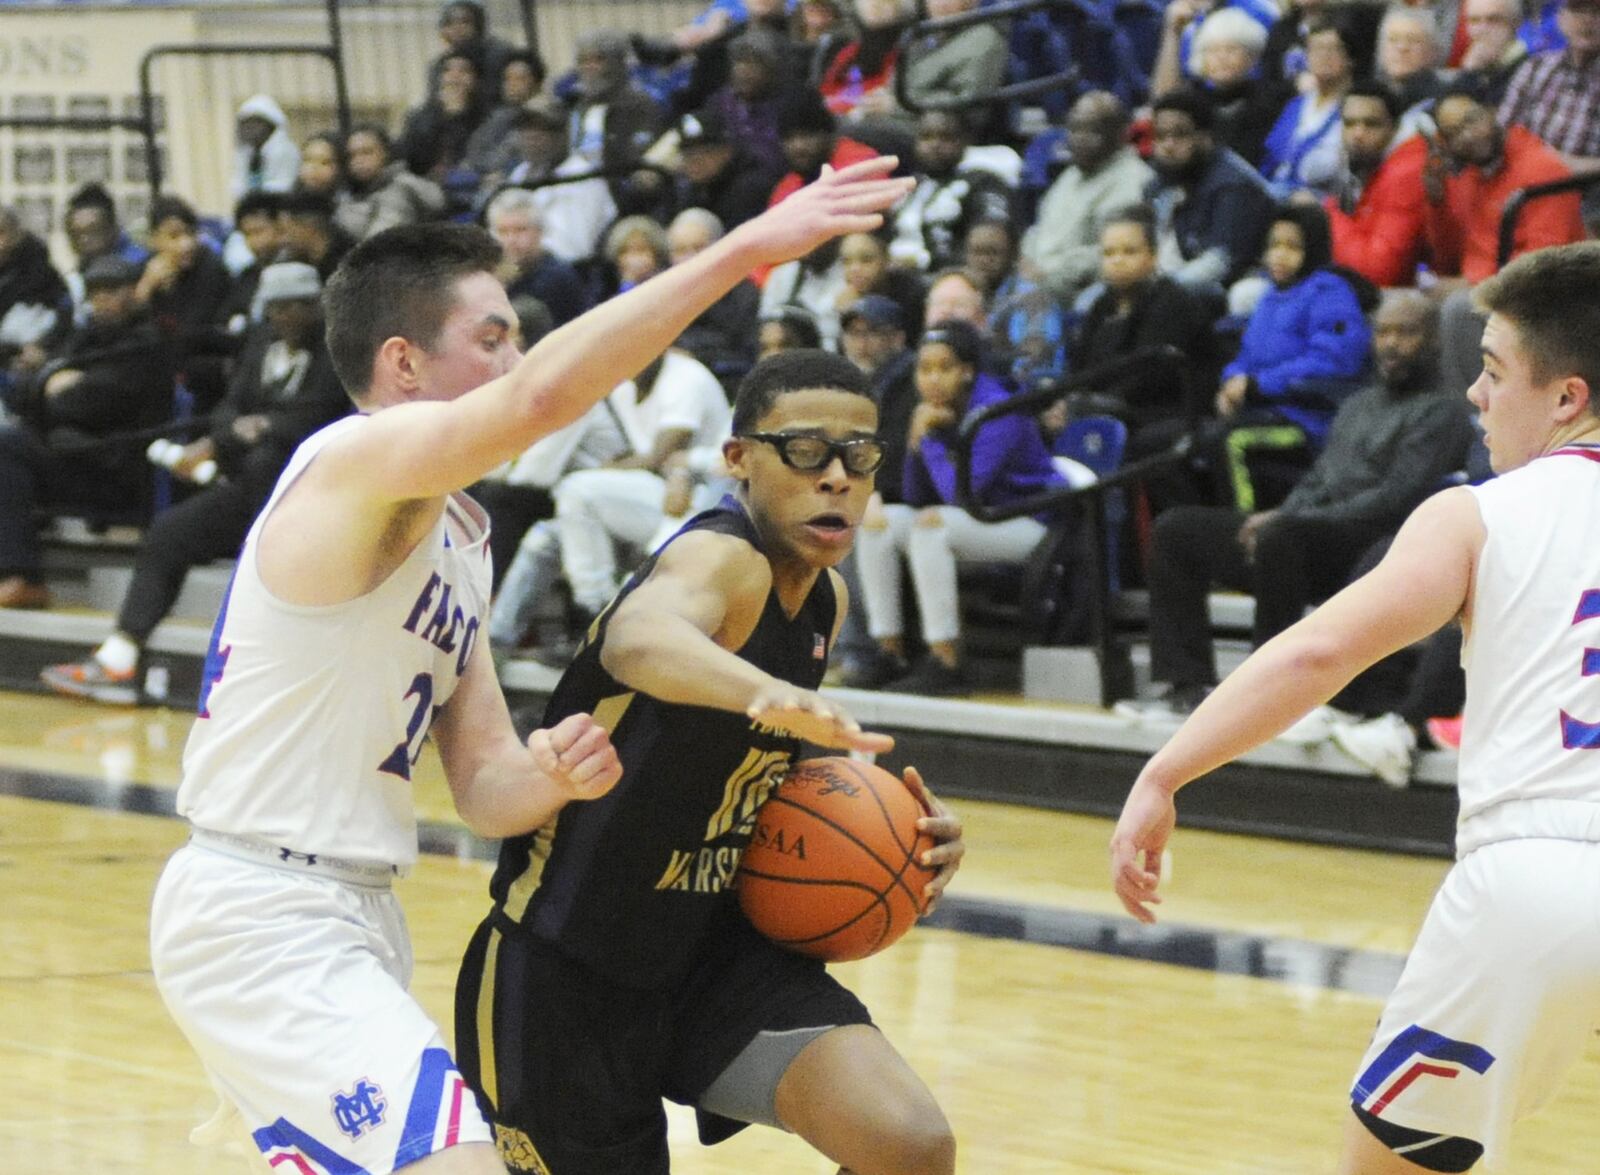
top-left (455, 348), bottom-right (966, 1175)
top-left (1111, 241), bottom-right (1600, 1173)
top-left (148, 159), bottom-right (912, 1175)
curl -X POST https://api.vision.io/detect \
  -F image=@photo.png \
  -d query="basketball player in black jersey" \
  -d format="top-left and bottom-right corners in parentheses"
top-left (456, 349), bottom-right (965, 1174)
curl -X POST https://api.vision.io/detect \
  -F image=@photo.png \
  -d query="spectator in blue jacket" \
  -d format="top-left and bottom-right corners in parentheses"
top-left (854, 320), bottom-right (1065, 694)
top-left (1214, 201), bottom-right (1372, 504)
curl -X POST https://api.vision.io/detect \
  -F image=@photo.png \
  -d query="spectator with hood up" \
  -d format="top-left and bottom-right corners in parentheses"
top-left (233, 94), bottom-right (300, 200)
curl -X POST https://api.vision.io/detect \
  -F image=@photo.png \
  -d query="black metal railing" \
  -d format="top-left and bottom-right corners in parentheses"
top-left (951, 345), bottom-right (1190, 704)
top-left (1497, 171), bottom-right (1600, 269)
top-left (139, 40), bottom-right (350, 200)
top-left (893, 0), bottom-right (1098, 116)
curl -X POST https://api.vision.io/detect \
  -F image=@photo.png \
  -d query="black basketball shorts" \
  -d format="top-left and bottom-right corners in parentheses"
top-left (454, 909), bottom-right (873, 1175)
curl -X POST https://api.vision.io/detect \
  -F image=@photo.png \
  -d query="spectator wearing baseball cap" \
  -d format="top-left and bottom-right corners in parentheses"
top-left (839, 293), bottom-right (916, 503)
top-left (670, 106), bottom-right (786, 229)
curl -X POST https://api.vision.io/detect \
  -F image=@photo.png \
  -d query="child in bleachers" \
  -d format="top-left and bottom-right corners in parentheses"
top-left (1214, 201), bottom-right (1373, 507)
top-left (853, 320), bottom-right (1066, 694)
top-left (837, 230), bottom-right (927, 334)
top-left (1071, 205), bottom-right (1216, 433)
top-left (293, 132), bottom-right (346, 201)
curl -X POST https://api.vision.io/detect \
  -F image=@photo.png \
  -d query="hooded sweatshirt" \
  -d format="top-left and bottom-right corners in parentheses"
top-left (233, 94), bottom-right (301, 199)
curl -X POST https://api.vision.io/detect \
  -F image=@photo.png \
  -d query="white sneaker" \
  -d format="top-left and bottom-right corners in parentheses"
top-left (1331, 713), bottom-right (1417, 788)
top-left (1113, 685), bottom-right (1210, 724)
top-left (1276, 705), bottom-right (1352, 747)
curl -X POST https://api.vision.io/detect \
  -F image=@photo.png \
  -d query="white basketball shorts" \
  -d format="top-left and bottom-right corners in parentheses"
top-left (1350, 837), bottom-right (1600, 1169)
top-left (149, 836), bottom-right (492, 1173)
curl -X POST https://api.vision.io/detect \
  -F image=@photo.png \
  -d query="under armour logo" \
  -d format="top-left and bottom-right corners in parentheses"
top-left (278, 848), bottom-right (319, 866)
top-left (331, 1077), bottom-right (387, 1140)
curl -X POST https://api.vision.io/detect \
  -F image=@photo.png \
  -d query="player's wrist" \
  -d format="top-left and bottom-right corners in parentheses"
top-left (1136, 766), bottom-right (1183, 798)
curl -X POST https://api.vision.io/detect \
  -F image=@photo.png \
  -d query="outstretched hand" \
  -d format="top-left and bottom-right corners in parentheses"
top-left (528, 712), bottom-right (623, 802)
top-left (733, 156), bottom-right (914, 269)
top-left (1108, 777), bottom-right (1177, 924)
top-left (747, 683), bottom-right (895, 754)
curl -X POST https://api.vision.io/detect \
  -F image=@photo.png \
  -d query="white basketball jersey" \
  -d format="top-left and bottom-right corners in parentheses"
top-left (1457, 444), bottom-right (1600, 852)
top-left (176, 416), bottom-right (492, 867)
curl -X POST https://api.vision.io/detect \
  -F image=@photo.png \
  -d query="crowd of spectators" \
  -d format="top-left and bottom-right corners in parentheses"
top-left (5, 0), bottom-right (1599, 782)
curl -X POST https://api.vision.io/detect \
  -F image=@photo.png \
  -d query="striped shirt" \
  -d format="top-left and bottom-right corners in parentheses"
top-left (1498, 49), bottom-right (1600, 159)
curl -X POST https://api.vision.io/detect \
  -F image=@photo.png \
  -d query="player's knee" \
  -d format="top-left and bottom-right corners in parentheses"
top-left (913, 508), bottom-right (945, 530)
top-left (870, 1103), bottom-right (956, 1175)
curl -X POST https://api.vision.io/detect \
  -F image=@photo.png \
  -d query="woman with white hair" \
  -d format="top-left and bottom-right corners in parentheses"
top-left (1151, 0), bottom-right (1283, 98)
top-left (1187, 5), bottom-right (1285, 165)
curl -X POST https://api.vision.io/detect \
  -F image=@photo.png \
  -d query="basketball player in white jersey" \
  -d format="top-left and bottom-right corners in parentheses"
top-left (1111, 240), bottom-right (1600, 1173)
top-left (147, 157), bottom-right (912, 1175)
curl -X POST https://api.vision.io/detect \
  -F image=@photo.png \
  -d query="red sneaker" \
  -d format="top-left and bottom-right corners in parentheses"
top-left (40, 659), bottom-right (139, 705)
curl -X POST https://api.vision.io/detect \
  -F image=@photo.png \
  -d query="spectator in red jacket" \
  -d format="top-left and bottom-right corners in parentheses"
top-left (1323, 80), bottom-right (1429, 287)
top-left (1423, 80), bottom-right (1585, 287)
top-left (1424, 78), bottom-right (1586, 390)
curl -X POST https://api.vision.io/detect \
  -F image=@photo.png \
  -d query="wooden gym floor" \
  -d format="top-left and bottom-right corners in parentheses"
top-left (1, 689), bottom-right (1595, 1173)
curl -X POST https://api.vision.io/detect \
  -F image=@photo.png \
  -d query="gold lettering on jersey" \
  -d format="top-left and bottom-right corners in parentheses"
top-left (656, 849), bottom-right (695, 891)
top-left (654, 845), bottom-right (744, 893)
top-left (702, 747), bottom-right (790, 841)
top-left (494, 1123), bottom-right (553, 1174)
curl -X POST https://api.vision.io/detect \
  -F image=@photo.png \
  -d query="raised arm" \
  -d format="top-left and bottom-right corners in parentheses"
top-left (1110, 486), bottom-right (1485, 921)
top-left (600, 531), bottom-right (892, 753)
top-left (336, 159), bottom-right (912, 504)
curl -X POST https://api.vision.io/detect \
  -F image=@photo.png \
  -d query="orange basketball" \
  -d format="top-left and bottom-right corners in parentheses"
top-left (737, 756), bottom-right (937, 962)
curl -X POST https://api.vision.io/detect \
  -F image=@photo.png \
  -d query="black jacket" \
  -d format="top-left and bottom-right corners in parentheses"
top-left (1074, 275), bottom-right (1217, 422)
top-left (0, 232), bottom-right (69, 359)
top-left (1279, 373), bottom-right (1475, 529)
top-left (210, 323), bottom-right (348, 476)
top-left (34, 311), bottom-right (173, 435)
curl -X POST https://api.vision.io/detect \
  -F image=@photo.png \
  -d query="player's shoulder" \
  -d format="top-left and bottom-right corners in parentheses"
top-left (277, 414), bottom-right (370, 488)
top-left (653, 528), bottom-right (773, 595)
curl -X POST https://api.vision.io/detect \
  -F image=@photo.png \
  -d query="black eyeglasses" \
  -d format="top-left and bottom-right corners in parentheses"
top-left (742, 432), bottom-right (886, 475)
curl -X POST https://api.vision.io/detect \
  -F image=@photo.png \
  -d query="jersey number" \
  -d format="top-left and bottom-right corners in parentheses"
top-left (379, 672), bottom-right (435, 779)
top-left (1560, 589), bottom-right (1600, 750)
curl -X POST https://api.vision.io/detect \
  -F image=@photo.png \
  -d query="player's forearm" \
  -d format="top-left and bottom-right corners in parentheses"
top-left (495, 236), bottom-right (762, 443)
top-left (1137, 626), bottom-right (1354, 795)
top-left (601, 610), bottom-right (777, 717)
top-left (452, 748), bottom-right (572, 839)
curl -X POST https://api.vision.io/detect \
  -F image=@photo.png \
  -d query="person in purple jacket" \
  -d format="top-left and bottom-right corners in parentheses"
top-left (1214, 201), bottom-right (1372, 508)
top-left (854, 320), bottom-right (1065, 694)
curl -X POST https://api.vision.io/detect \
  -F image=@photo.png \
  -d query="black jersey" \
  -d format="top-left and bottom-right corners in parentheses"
top-left (488, 496), bottom-right (837, 989)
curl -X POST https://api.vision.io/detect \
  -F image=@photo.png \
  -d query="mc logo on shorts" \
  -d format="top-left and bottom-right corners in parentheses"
top-left (1352, 1025), bottom-right (1496, 1118)
top-left (331, 1077), bottom-right (388, 1140)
